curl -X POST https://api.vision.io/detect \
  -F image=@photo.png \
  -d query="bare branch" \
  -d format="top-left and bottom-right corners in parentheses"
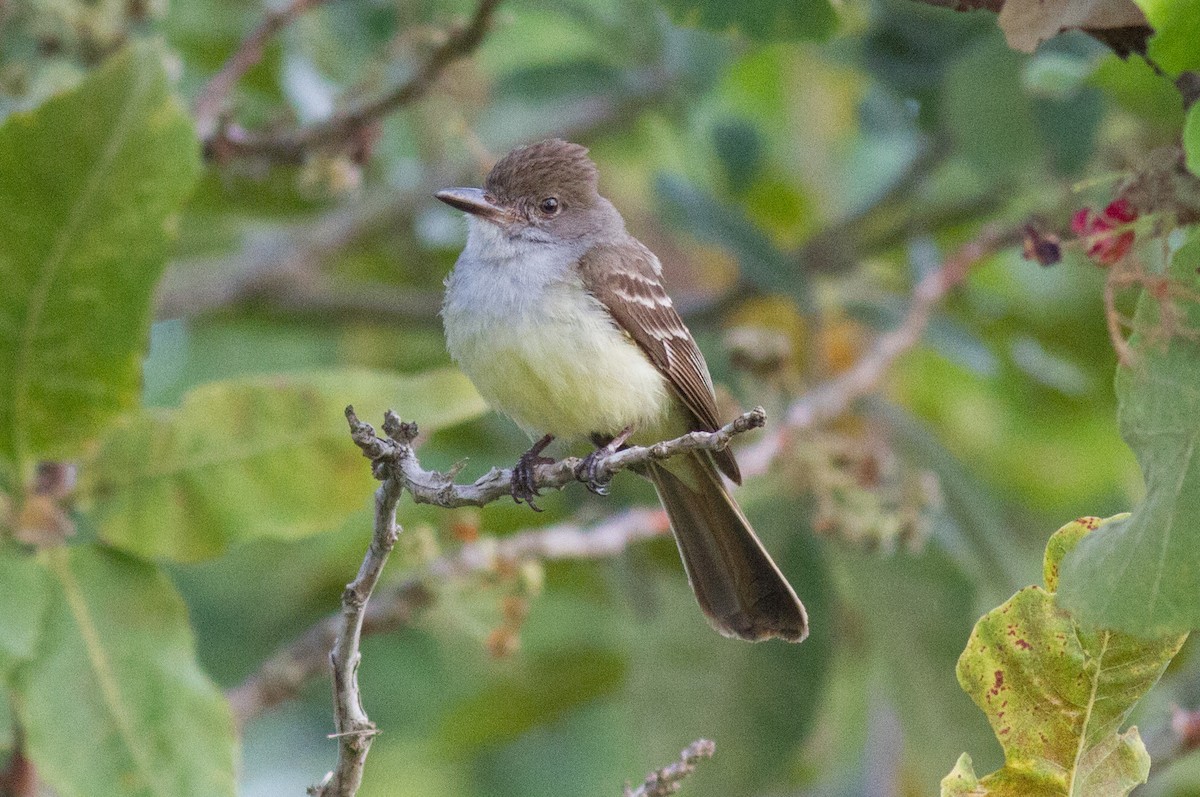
top-left (153, 191), bottom-right (443, 323)
top-left (213, 0), bottom-right (503, 163)
top-left (227, 508), bottom-right (667, 728)
top-left (624, 739), bottom-right (715, 797)
top-left (304, 407), bottom-right (718, 794)
top-left (194, 0), bottom-right (333, 144)
top-left (740, 225), bottom-right (1016, 475)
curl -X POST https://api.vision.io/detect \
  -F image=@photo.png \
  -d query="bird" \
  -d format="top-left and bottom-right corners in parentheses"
top-left (436, 138), bottom-right (807, 642)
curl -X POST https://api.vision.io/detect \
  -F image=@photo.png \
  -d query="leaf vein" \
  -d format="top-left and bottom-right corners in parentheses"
top-left (48, 549), bottom-right (168, 796)
top-left (7, 60), bottom-right (150, 464)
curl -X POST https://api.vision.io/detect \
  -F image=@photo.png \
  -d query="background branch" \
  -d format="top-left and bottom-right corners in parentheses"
top-left (212, 0), bottom-right (503, 163)
top-left (194, 0), bottom-right (333, 144)
top-left (739, 225), bottom-right (1016, 475)
top-left (624, 739), bottom-right (715, 797)
top-left (227, 508), bottom-right (668, 727)
top-left (153, 191), bottom-right (444, 323)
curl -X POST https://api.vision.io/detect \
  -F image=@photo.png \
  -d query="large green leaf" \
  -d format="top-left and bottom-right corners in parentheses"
top-left (943, 517), bottom-right (1186, 797)
top-left (82, 368), bottom-right (486, 562)
top-left (1185, 103), bottom-right (1200, 178)
top-left (0, 44), bottom-right (200, 467)
top-left (1057, 235), bottom-right (1200, 634)
top-left (1133, 0), bottom-right (1200, 74)
top-left (12, 545), bottom-right (236, 797)
top-left (0, 544), bottom-right (50, 683)
top-left (656, 0), bottom-right (837, 42)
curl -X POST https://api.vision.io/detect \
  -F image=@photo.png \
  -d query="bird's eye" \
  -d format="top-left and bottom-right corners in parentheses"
top-left (539, 197), bottom-right (560, 215)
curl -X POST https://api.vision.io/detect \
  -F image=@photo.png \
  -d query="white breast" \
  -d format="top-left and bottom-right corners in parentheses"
top-left (442, 222), bottom-right (669, 440)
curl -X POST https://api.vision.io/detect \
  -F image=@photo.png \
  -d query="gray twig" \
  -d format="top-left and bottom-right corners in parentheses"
top-left (308, 412), bottom-right (409, 797)
top-left (386, 407), bottom-right (764, 509)
top-left (623, 739), bottom-right (715, 797)
top-left (303, 404), bottom-right (749, 795)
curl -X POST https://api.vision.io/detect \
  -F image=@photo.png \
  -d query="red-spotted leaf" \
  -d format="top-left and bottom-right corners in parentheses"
top-left (942, 516), bottom-right (1186, 797)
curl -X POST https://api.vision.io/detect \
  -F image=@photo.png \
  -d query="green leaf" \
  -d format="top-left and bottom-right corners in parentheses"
top-left (0, 544), bottom-right (50, 683)
top-left (1057, 235), bottom-right (1200, 634)
top-left (13, 545), bottom-right (236, 797)
top-left (0, 44), bottom-right (200, 467)
top-left (656, 0), bottom-right (837, 42)
top-left (1185, 102), bottom-right (1200, 178)
top-left (83, 368), bottom-right (486, 562)
top-left (1089, 54), bottom-right (1185, 132)
top-left (1132, 0), bottom-right (1200, 74)
top-left (943, 517), bottom-right (1186, 797)
top-left (942, 38), bottom-right (1040, 182)
top-left (942, 753), bottom-right (984, 796)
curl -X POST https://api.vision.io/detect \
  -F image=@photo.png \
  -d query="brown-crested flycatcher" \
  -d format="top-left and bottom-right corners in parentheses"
top-left (437, 139), bottom-right (808, 642)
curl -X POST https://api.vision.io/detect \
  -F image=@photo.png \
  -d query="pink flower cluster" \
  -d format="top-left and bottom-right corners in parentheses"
top-left (1071, 198), bottom-right (1137, 265)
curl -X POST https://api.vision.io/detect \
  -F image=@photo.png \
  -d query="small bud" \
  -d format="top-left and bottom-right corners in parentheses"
top-left (1021, 225), bottom-right (1062, 266)
top-left (449, 508), bottom-right (481, 542)
top-left (484, 626), bottom-right (519, 658)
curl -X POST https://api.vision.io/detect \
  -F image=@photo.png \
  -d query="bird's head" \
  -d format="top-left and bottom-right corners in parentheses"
top-left (436, 139), bottom-right (619, 244)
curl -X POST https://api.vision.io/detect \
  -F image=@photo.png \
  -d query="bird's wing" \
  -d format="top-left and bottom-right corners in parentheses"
top-left (577, 240), bottom-right (741, 484)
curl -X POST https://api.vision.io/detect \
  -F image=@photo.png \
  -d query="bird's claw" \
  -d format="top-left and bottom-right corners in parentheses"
top-left (578, 448), bottom-right (614, 495)
top-left (511, 450), bottom-right (554, 512)
top-left (578, 426), bottom-right (633, 496)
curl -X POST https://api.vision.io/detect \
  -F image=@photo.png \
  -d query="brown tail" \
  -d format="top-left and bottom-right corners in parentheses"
top-left (648, 453), bottom-right (808, 642)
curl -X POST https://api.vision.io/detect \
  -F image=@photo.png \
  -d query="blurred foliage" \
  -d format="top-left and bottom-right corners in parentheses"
top-left (0, 0), bottom-right (1199, 795)
top-left (84, 368), bottom-right (484, 561)
top-left (657, 0), bottom-right (838, 43)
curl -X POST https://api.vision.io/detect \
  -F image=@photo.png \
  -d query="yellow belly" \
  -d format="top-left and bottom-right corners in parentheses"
top-left (445, 281), bottom-right (671, 440)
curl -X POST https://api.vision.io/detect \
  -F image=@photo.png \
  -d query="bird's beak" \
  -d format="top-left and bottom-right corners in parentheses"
top-left (435, 187), bottom-right (510, 224)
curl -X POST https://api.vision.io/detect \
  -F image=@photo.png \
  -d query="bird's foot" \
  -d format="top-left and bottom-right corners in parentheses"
top-left (579, 426), bottom-right (634, 496)
top-left (511, 434), bottom-right (555, 512)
